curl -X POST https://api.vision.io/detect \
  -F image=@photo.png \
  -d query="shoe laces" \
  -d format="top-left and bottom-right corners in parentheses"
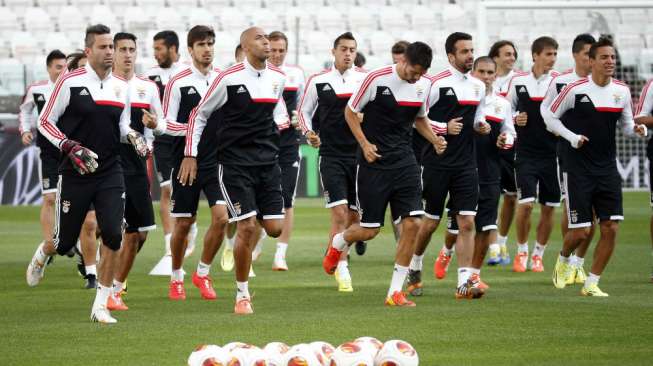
top-left (172, 281), bottom-right (184, 293)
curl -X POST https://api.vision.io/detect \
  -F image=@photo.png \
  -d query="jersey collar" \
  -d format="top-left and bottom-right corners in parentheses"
top-left (448, 65), bottom-right (468, 81)
top-left (189, 62), bottom-right (215, 81)
top-left (85, 63), bottom-right (113, 83)
top-left (244, 57), bottom-right (267, 77)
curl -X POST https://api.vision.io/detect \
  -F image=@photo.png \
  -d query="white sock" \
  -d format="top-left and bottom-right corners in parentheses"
top-left (517, 243), bottom-right (528, 254)
top-left (85, 265), bottom-right (97, 276)
top-left (488, 243), bottom-right (500, 253)
top-left (533, 242), bottom-right (545, 258)
top-left (332, 232), bottom-right (349, 251)
top-left (443, 245), bottom-right (454, 256)
top-left (337, 260), bottom-right (350, 279)
top-left (171, 269), bottom-right (184, 282)
top-left (457, 267), bottom-right (472, 287)
top-left (112, 280), bottom-right (124, 294)
top-left (471, 268), bottom-right (481, 275)
top-left (409, 254), bottom-right (424, 271)
top-left (164, 233), bottom-right (172, 254)
top-left (584, 272), bottom-right (600, 288)
top-left (575, 255), bottom-right (585, 267)
top-left (236, 281), bottom-right (250, 300)
top-left (387, 264), bottom-right (409, 297)
top-left (497, 234), bottom-right (508, 246)
top-left (226, 234), bottom-right (235, 249)
top-left (197, 261), bottom-right (210, 277)
top-left (275, 242), bottom-right (288, 258)
top-left (569, 254), bottom-right (579, 266)
top-left (558, 254), bottom-right (570, 264)
top-left (36, 243), bottom-right (48, 263)
top-left (94, 283), bottom-right (111, 308)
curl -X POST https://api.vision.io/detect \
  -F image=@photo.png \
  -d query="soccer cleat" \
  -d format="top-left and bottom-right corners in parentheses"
top-left (84, 274), bottom-right (97, 289)
top-left (434, 248), bottom-right (452, 279)
top-left (249, 266), bottom-right (256, 278)
top-left (192, 272), bottom-right (217, 300)
top-left (530, 255), bottom-right (544, 272)
top-left (552, 257), bottom-right (572, 289)
top-left (565, 264), bottom-right (578, 285)
top-left (322, 246), bottom-right (343, 275)
top-left (252, 242), bottom-right (264, 262)
top-left (455, 279), bottom-right (485, 299)
top-left (513, 252), bottom-right (528, 272)
top-left (26, 243), bottom-right (49, 287)
top-left (234, 298), bottom-right (254, 314)
top-left (74, 246), bottom-right (86, 277)
top-left (355, 241), bottom-right (367, 256)
top-left (334, 270), bottom-right (353, 292)
top-left (581, 284), bottom-right (609, 297)
top-left (272, 256), bottom-right (288, 271)
top-left (221, 247), bottom-right (234, 272)
top-left (90, 304), bottom-right (117, 324)
top-left (470, 273), bottom-right (489, 290)
top-left (487, 247), bottom-right (501, 266)
top-left (406, 270), bottom-right (423, 296)
top-left (499, 245), bottom-right (511, 265)
top-left (168, 280), bottom-right (186, 300)
top-left (385, 291), bottom-right (416, 307)
top-left (107, 291), bottom-right (128, 311)
top-left (575, 265), bottom-right (587, 284)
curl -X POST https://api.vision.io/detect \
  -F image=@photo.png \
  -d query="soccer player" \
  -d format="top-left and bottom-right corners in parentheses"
top-left (634, 78), bottom-right (653, 281)
top-left (436, 57), bottom-right (515, 290)
top-left (487, 40), bottom-right (520, 265)
top-left (506, 36), bottom-right (560, 273)
top-left (235, 44), bottom-right (245, 62)
top-left (262, 30), bottom-right (306, 271)
top-left (297, 32), bottom-right (367, 292)
top-left (162, 25), bottom-right (228, 301)
top-left (145, 30), bottom-right (194, 262)
top-left (409, 32), bottom-right (489, 299)
top-left (66, 51), bottom-right (87, 70)
top-left (541, 34), bottom-right (597, 285)
top-left (391, 40), bottom-right (409, 64)
top-left (354, 52), bottom-right (366, 69)
top-left (322, 41), bottom-right (446, 307)
top-left (26, 24), bottom-right (149, 323)
top-left (106, 32), bottom-right (167, 310)
top-left (181, 26), bottom-right (288, 314)
top-left (547, 37), bottom-right (646, 296)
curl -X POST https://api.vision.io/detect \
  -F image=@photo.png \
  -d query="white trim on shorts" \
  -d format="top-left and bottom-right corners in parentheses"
top-left (458, 210), bottom-right (477, 216)
top-left (159, 180), bottom-right (172, 188)
top-left (424, 212), bottom-right (440, 220)
top-left (544, 201), bottom-right (561, 207)
top-left (481, 224), bottom-right (498, 232)
top-left (392, 210), bottom-right (425, 225)
top-left (360, 222), bottom-right (381, 228)
top-left (138, 225), bottom-right (157, 232)
top-left (325, 199), bottom-right (349, 208)
top-left (518, 197), bottom-right (536, 204)
top-left (170, 213), bottom-right (192, 218)
top-left (228, 210), bottom-right (258, 223)
top-left (609, 215), bottom-right (624, 221)
top-left (263, 214), bottom-right (285, 220)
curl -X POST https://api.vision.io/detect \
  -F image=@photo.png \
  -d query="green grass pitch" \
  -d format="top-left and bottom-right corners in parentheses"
top-left (1, 194), bottom-right (652, 365)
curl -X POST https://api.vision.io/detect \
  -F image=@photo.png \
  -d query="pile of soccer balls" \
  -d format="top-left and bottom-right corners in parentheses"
top-left (188, 337), bottom-right (419, 366)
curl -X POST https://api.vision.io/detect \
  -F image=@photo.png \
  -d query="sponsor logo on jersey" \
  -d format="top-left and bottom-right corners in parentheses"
top-left (233, 202), bottom-right (242, 215)
top-left (187, 87), bottom-right (197, 95)
top-left (237, 86), bottom-right (246, 94)
top-left (446, 89), bottom-right (455, 96)
top-left (37, 95), bottom-right (45, 101)
top-left (42, 178), bottom-right (49, 189)
top-left (382, 87), bottom-right (391, 95)
top-left (570, 210), bottom-right (578, 223)
top-left (580, 96), bottom-right (590, 103)
top-left (473, 84), bottom-right (481, 97)
top-left (137, 86), bottom-right (146, 99)
top-left (322, 84), bottom-right (332, 91)
top-left (416, 85), bottom-right (424, 98)
top-left (272, 82), bottom-right (280, 95)
top-left (79, 89), bottom-right (89, 96)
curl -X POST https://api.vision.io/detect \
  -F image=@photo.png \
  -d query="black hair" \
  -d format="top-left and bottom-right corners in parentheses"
top-left (488, 40), bottom-right (517, 61)
top-left (354, 52), bottom-right (366, 68)
top-left (391, 40), bottom-right (410, 55)
top-left (114, 32), bottom-right (137, 45)
top-left (589, 36), bottom-right (614, 59)
top-left (85, 24), bottom-right (111, 48)
top-left (333, 32), bottom-right (356, 49)
top-left (187, 25), bottom-right (215, 48)
top-left (531, 36), bottom-right (558, 55)
top-left (66, 51), bottom-right (86, 71)
top-left (445, 32), bottom-right (472, 55)
top-left (572, 33), bottom-right (596, 54)
top-left (46, 49), bottom-right (66, 66)
top-left (473, 56), bottom-right (496, 70)
top-left (405, 41), bottom-right (432, 69)
top-left (153, 30), bottom-right (179, 52)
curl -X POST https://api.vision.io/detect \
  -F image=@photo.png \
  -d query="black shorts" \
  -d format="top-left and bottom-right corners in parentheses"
top-left (218, 163), bottom-right (284, 222)
top-left (499, 149), bottom-right (517, 195)
top-left (280, 158), bottom-right (301, 209)
top-left (562, 170), bottom-right (623, 228)
top-left (515, 157), bottom-right (561, 207)
top-left (39, 149), bottom-right (59, 195)
top-left (447, 184), bottom-right (500, 233)
top-left (170, 166), bottom-right (224, 218)
top-left (422, 167), bottom-right (479, 219)
top-left (53, 166), bottom-right (125, 255)
top-left (124, 174), bottom-right (156, 233)
top-left (153, 142), bottom-right (174, 187)
top-left (319, 156), bottom-right (357, 210)
top-left (412, 132), bottom-right (428, 165)
top-left (356, 163), bottom-right (423, 227)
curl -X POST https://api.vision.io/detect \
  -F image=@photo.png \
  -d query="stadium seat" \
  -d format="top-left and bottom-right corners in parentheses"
top-left (217, 7), bottom-right (251, 32)
top-left (264, 0), bottom-right (294, 9)
top-left (300, 30), bottom-right (332, 55)
top-left (0, 57), bottom-right (25, 95)
top-left (138, 0), bottom-right (167, 13)
top-left (250, 9), bottom-right (285, 32)
top-left (347, 6), bottom-right (378, 33)
top-left (0, 7), bottom-right (20, 35)
top-left (4, 0), bottom-right (33, 14)
top-left (57, 6), bottom-right (86, 35)
top-left (88, 5), bottom-right (120, 35)
top-left (409, 6), bottom-right (441, 31)
top-left (639, 48), bottom-right (653, 80)
top-left (284, 6), bottom-right (315, 32)
top-left (39, 0), bottom-right (68, 14)
top-left (203, 0), bottom-right (233, 9)
top-left (312, 6), bottom-right (343, 33)
top-left (43, 32), bottom-right (77, 55)
top-left (123, 6), bottom-right (156, 31)
top-left (377, 6), bottom-right (408, 32)
top-left (10, 31), bottom-right (40, 63)
top-left (368, 30), bottom-right (396, 57)
top-left (154, 7), bottom-right (187, 30)
top-left (24, 7), bottom-right (54, 36)
top-left (71, 0), bottom-right (104, 14)
top-left (186, 8), bottom-right (218, 28)
top-left (296, 53), bottom-right (323, 75)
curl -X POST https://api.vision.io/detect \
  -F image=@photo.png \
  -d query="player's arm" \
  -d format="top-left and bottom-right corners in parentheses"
top-left (621, 88), bottom-right (646, 138)
top-left (274, 78), bottom-right (291, 130)
top-left (297, 76), bottom-right (320, 147)
top-left (178, 73), bottom-right (228, 186)
top-left (545, 86), bottom-right (586, 148)
top-left (160, 78), bottom-right (188, 137)
top-left (120, 87), bottom-right (149, 158)
top-left (507, 76), bottom-right (527, 126)
top-left (18, 86), bottom-right (36, 145)
top-left (473, 89), bottom-right (491, 135)
top-left (347, 74), bottom-right (380, 163)
top-left (39, 79), bottom-right (98, 174)
top-left (141, 82), bottom-right (168, 135)
top-left (635, 80), bottom-right (653, 127)
top-left (426, 81), bottom-right (461, 135)
top-left (540, 77), bottom-right (559, 132)
top-left (497, 103), bottom-right (516, 149)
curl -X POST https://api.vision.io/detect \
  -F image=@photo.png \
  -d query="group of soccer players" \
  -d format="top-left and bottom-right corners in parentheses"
top-left (19, 21), bottom-right (651, 323)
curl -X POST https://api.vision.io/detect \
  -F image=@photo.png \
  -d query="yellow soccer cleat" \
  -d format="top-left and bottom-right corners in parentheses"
top-left (221, 246), bottom-right (234, 272)
top-left (553, 257), bottom-right (572, 289)
top-left (581, 283), bottom-right (609, 297)
top-left (565, 264), bottom-right (577, 285)
top-left (334, 270), bottom-right (353, 292)
top-left (575, 266), bottom-right (587, 284)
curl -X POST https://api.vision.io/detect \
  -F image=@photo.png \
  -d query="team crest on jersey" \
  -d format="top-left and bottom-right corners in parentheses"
top-left (233, 202), bottom-right (242, 215)
top-left (62, 200), bottom-right (71, 213)
top-left (324, 190), bottom-right (330, 202)
top-left (613, 93), bottom-right (622, 104)
top-left (495, 104), bottom-right (502, 114)
top-left (170, 199), bottom-right (175, 210)
top-left (114, 85), bottom-right (122, 99)
top-left (272, 82), bottom-right (280, 95)
top-left (137, 86), bottom-right (146, 99)
top-left (42, 178), bottom-right (50, 189)
top-left (416, 85), bottom-right (424, 98)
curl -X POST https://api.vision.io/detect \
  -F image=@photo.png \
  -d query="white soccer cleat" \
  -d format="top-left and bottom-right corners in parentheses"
top-left (252, 241), bottom-right (264, 262)
top-left (26, 243), bottom-right (49, 287)
top-left (272, 256), bottom-right (288, 271)
top-left (90, 304), bottom-right (117, 324)
top-left (249, 265), bottom-right (256, 278)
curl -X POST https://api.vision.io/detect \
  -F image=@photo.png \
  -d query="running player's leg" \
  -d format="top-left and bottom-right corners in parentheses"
top-left (412, 166), bottom-right (448, 271)
top-left (154, 143), bottom-right (174, 254)
top-left (496, 153), bottom-right (517, 264)
top-left (79, 210), bottom-right (98, 287)
top-left (531, 159), bottom-right (561, 272)
top-left (274, 157), bottom-right (300, 270)
top-left (471, 183), bottom-right (500, 289)
top-left (514, 158), bottom-right (538, 272)
top-left (38, 152), bottom-right (59, 245)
